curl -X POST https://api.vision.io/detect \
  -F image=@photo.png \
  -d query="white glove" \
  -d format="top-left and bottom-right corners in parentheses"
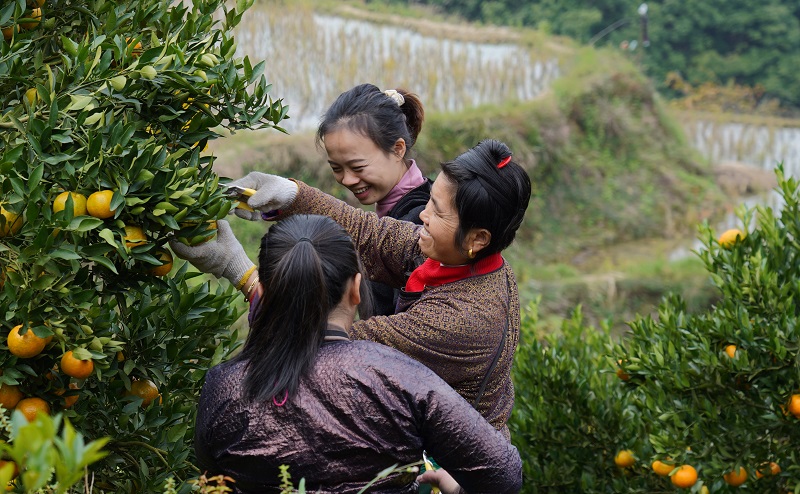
top-left (169, 220), bottom-right (255, 288)
top-left (228, 172), bottom-right (298, 221)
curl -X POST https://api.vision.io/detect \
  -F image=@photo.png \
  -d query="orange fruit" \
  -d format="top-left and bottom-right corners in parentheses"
top-left (86, 190), bottom-right (116, 219)
top-left (53, 191), bottom-right (87, 216)
top-left (0, 460), bottom-right (18, 480)
top-left (15, 397), bottom-right (49, 421)
top-left (128, 379), bottom-right (161, 407)
top-left (0, 206), bottom-right (23, 237)
top-left (26, 0), bottom-right (45, 7)
top-left (20, 8), bottom-right (41, 30)
top-left (116, 351), bottom-right (125, 362)
top-left (149, 249), bottom-right (173, 276)
top-left (124, 225), bottom-right (147, 248)
top-left (652, 460), bottom-right (674, 477)
top-left (719, 228), bottom-right (744, 248)
top-left (0, 382), bottom-right (23, 410)
top-left (724, 467), bottom-right (747, 487)
top-left (1, 25), bottom-right (18, 41)
top-left (614, 449), bottom-right (635, 468)
top-left (60, 351), bottom-right (94, 379)
top-left (725, 344), bottom-right (737, 358)
top-left (671, 465), bottom-right (698, 488)
top-left (788, 394), bottom-right (800, 418)
top-left (7, 324), bottom-right (47, 358)
top-left (55, 382), bottom-right (79, 408)
top-left (755, 461), bottom-right (780, 479)
top-left (126, 37), bottom-right (143, 57)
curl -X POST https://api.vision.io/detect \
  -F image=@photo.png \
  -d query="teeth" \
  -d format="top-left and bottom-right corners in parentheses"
top-left (352, 187), bottom-right (369, 194)
top-left (420, 228), bottom-right (430, 237)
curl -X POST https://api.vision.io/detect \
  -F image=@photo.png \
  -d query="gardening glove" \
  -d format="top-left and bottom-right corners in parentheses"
top-left (169, 220), bottom-right (256, 289)
top-left (227, 172), bottom-right (298, 221)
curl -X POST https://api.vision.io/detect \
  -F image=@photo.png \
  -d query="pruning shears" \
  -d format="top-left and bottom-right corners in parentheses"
top-left (220, 184), bottom-right (256, 212)
top-left (422, 451), bottom-right (441, 494)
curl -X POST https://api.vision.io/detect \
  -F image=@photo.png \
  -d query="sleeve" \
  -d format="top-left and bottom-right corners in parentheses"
top-left (278, 182), bottom-right (423, 288)
top-left (403, 361), bottom-right (522, 494)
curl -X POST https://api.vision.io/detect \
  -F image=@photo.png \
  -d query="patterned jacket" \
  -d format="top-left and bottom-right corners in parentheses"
top-left (279, 182), bottom-right (521, 437)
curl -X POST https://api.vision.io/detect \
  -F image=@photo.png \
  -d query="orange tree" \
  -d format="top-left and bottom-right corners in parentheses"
top-left (0, 0), bottom-right (286, 491)
top-left (615, 166), bottom-right (800, 493)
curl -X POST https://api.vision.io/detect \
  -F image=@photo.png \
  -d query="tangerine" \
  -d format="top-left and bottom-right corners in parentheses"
top-left (15, 397), bottom-right (50, 422)
top-left (0, 382), bottom-right (23, 410)
top-left (55, 382), bottom-right (79, 409)
top-left (614, 449), bottom-right (635, 468)
top-left (725, 344), bottom-right (737, 358)
top-left (0, 206), bottom-right (23, 237)
top-left (7, 324), bottom-right (47, 358)
top-left (60, 351), bottom-right (94, 379)
top-left (723, 467), bottom-right (747, 487)
top-left (128, 379), bottom-right (161, 407)
top-left (20, 8), bottom-right (41, 30)
top-left (652, 460), bottom-right (674, 477)
top-left (124, 225), bottom-right (147, 248)
top-left (53, 191), bottom-right (87, 217)
top-left (755, 461), bottom-right (780, 479)
top-left (719, 228), bottom-right (744, 248)
top-left (149, 249), bottom-right (173, 276)
top-left (788, 394), bottom-right (800, 418)
top-left (86, 190), bottom-right (116, 219)
top-left (670, 465), bottom-right (698, 488)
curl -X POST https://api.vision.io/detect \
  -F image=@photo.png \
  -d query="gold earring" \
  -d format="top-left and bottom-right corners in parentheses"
top-left (468, 248), bottom-right (474, 259)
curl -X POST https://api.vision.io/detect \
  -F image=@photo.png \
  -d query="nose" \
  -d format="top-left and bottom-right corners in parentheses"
top-left (419, 202), bottom-right (431, 224)
top-left (341, 170), bottom-right (359, 187)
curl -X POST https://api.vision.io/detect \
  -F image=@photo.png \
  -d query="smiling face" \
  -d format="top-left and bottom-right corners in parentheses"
top-left (418, 174), bottom-right (467, 265)
top-left (324, 129), bottom-right (408, 205)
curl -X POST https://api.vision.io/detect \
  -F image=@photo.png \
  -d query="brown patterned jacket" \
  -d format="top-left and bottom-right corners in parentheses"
top-left (279, 182), bottom-right (521, 437)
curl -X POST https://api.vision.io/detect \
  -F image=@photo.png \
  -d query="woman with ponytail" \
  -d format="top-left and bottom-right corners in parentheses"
top-left (191, 215), bottom-right (521, 494)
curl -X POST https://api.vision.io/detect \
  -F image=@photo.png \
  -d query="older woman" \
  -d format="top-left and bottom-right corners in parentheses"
top-left (179, 139), bottom-right (531, 437)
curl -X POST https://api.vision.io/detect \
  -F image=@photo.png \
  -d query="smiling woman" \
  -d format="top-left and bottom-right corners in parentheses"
top-left (175, 139), bottom-right (532, 438)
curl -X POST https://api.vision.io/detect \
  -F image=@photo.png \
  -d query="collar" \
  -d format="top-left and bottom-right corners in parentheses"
top-left (376, 160), bottom-right (425, 218)
top-left (405, 253), bottom-right (504, 292)
top-left (323, 324), bottom-right (350, 343)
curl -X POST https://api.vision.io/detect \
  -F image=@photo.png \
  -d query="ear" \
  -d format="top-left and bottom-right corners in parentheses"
top-left (466, 228), bottom-right (491, 256)
top-left (393, 138), bottom-right (406, 160)
top-left (348, 272), bottom-right (362, 306)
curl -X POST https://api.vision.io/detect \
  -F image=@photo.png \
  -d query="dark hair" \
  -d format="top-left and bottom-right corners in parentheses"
top-left (237, 215), bottom-right (369, 403)
top-left (315, 83), bottom-right (425, 163)
top-left (440, 139), bottom-right (532, 261)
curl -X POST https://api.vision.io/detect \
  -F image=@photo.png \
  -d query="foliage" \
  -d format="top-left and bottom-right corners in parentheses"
top-left (0, 0), bottom-right (286, 490)
top-left (376, 0), bottom-right (800, 111)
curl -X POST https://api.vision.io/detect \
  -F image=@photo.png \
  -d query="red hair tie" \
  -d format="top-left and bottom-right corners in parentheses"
top-left (497, 156), bottom-right (512, 169)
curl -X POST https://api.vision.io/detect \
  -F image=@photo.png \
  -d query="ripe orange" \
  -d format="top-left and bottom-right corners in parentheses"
top-left (1, 25), bottom-right (18, 41)
top-left (719, 228), bottom-right (744, 248)
top-left (614, 449), bottom-right (635, 468)
top-left (55, 382), bottom-right (79, 408)
top-left (7, 324), bottom-right (47, 358)
top-left (128, 379), bottom-right (161, 407)
top-left (53, 191), bottom-right (87, 217)
top-left (86, 190), bottom-right (117, 219)
top-left (15, 397), bottom-right (50, 421)
top-left (788, 394), bottom-right (800, 418)
top-left (26, 0), bottom-right (45, 7)
top-left (149, 249), bottom-right (173, 276)
top-left (755, 461), bottom-right (780, 479)
top-left (20, 8), bottom-right (41, 30)
top-left (60, 351), bottom-right (94, 379)
top-left (0, 382), bottom-right (23, 410)
top-left (670, 465), bottom-right (698, 488)
top-left (124, 225), bottom-right (147, 248)
top-left (0, 206), bottom-right (23, 237)
top-left (652, 460), bottom-right (674, 477)
top-left (725, 344), bottom-right (737, 358)
top-left (723, 467), bottom-right (747, 487)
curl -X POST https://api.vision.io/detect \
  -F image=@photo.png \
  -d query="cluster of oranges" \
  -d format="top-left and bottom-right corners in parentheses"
top-left (1, 0), bottom-right (43, 42)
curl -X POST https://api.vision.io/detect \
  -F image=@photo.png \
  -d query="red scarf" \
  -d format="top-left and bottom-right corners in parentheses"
top-left (405, 253), bottom-right (504, 292)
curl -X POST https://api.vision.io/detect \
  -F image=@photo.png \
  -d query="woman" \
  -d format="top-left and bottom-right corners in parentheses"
top-left (193, 215), bottom-right (521, 493)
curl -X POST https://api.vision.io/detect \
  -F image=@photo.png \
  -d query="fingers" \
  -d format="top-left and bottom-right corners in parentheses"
top-left (248, 187), bottom-right (279, 211)
top-left (232, 208), bottom-right (262, 221)
top-left (169, 237), bottom-right (207, 260)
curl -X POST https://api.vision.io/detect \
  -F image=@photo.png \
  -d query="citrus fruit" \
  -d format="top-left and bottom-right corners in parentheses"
top-left (724, 467), bottom-right (747, 486)
top-left (178, 220), bottom-right (218, 245)
top-left (24, 87), bottom-right (37, 107)
top-left (719, 228), bottom-right (744, 248)
top-left (86, 190), bottom-right (117, 219)
top-left (698, 486), bottom-right (709, 494)
top-left (725, 344), bottom-right (737, 358)
top-left (53, 191), bottom-right (87, 216)
top-left (20, 8), bottom-right (41, 30)
top-left (7, 324), bottom-right (47, 358)
top-left (614, 449), bottom-right (635, 468)
top-left (755, 461), bottom-right (780, 479)
top-left (788, 394), bottom-right (800, 417)
top-left (124, 225), bottom-right (147, 248)
top-left (0, 382), bottom-right (23, 410)
top-left (26, 0), bottom-right (45, 7)
top-left (0, 206), bottom-right (23, 237)
top-left (652, 460), bottom-right (674, 477)
top-left (15, 397), bottom-right (50, 421)
top-left (128, 379), bottom-right (161, 407)
top-left (55, 382), bottom-right (79, 409)
top-left (670, 465), bottom-right (698, 488)
top-left (0, 460), bottom-right (18, 480)
top-left (1, 25), bottom-right (18, 41)
top-left (60, 351), bottom-right (94, 379)
top-left (149, 249), bottom-right (173, 276)
top-left (615, 367), bottom-right (630, 381)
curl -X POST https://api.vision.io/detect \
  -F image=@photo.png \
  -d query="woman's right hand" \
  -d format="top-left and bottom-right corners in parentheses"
top-left (417, 468), bottom-right (465, 494)
top-left (227, 172), bottom-right (298, 220)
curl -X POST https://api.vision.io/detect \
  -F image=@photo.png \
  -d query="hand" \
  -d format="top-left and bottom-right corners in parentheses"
top-left (169, 220), bottom-right (255, 288)
top-left (227, 172), bottom-right (298, 220)
top-left (417, 468), bottom-right (464, 494)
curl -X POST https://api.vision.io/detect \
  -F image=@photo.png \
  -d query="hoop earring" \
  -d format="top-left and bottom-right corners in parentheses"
top-left (468, 248), bottom-right (475, 259)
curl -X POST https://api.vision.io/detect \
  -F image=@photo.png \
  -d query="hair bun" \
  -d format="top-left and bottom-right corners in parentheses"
top-left (383, 89), bottom-right (405, 106)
